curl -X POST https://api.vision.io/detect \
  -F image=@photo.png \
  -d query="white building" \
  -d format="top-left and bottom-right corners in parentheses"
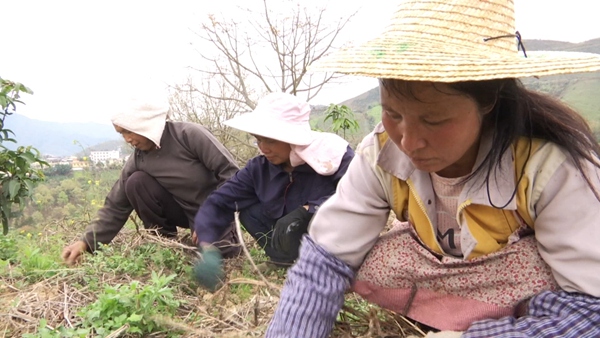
top-left (90, 150), bottom-right (120, 163)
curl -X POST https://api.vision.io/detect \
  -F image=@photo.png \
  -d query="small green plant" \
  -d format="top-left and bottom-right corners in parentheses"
top-left (0, 233), bottom-right (17, 261)
top-left (149, 245), bottom-right (188, 274)
top-left (0, 230), bottom-right (64, 282)
top-left (0, 77), bottom-right (48, 234)
top-left (19, 246), bottom-right (63, 282)
top-left (79, 271), bottom-right (181, 336)
top-left (324, 103), bottom-right (360, 139)
top-left (22, 319), bottom-right (89, 338)
top-left (84, 243), bottom-right (148, 276)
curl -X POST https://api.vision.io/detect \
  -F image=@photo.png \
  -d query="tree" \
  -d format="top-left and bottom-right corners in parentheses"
top-left (169, 77), bottom-right (258, 165)
top-left (0, 77), bottom-right (48, 234)
top-left (170, 0), bottom-right (354, 164)
top-left (44, 164), bottom-right (73, 177)
top-left (324, 103), bottom-right (359, 139)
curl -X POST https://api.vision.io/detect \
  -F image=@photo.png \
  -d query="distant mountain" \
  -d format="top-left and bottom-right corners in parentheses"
top-left (3, 114), bottom-right (120, 157)
top-left (524, 38), bottom-right (600, 53)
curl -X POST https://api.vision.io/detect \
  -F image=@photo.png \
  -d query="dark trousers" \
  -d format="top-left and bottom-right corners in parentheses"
top-left (239, 203), bottom-right (296, 264)
top-left (125, 171), bottom-right (188, 236)
top-left (124, 171), bottom-right (240, 257)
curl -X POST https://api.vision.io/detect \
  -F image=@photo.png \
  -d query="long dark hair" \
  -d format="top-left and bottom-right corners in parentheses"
top-left (379, 78), bottom-right (600, 203)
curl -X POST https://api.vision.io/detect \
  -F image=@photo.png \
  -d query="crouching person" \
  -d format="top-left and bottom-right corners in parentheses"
top-left (61, 99), bottom-right (241, 266)
top-left (191, 92), bottom-right (354, 290)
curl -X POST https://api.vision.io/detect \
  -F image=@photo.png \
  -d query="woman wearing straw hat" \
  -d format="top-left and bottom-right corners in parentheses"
top-left (191, 92), bottom-right (354, 289)
top-left (61, 99), bottom-right (241, 266)
top-left (266, 0), bottom-right (600, 337)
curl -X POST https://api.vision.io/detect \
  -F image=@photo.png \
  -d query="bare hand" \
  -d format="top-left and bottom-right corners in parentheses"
top-left (191, 231), bottom-right (198, 245)
top-left (61, 240), bottom-right (88, 266)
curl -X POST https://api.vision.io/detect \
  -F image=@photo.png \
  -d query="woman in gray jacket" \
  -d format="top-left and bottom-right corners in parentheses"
top-left (61, 100), bottom-right (240, 265)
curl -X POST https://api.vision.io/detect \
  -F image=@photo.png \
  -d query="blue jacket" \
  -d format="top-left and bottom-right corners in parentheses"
top-left (194, 146), bottom-right (355, 243)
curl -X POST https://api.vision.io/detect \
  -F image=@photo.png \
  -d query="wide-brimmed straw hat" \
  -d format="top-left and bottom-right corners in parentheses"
top-left (224, 92), bottom-right (315, 146)
top-left (310, 0), bottom-right (600, 82)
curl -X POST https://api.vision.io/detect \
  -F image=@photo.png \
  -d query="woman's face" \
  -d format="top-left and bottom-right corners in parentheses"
top-left (254, 135), bottom-right (292, 168)
top-left (381, 82), bottom-right (487, 178)
top-left (113, 124), bottom-right (156, 152)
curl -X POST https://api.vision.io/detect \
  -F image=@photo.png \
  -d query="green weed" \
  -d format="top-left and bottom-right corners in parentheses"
top-left (79, 271), bottom-right (181, 336)
top-left (0, 234), bottom-right (17, 262)
top-left (84, 243), bottom-right (148, 276)
top-left (22, 319), bottom-right (89, 338)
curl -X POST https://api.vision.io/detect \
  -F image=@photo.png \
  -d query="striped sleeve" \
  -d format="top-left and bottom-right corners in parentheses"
top-left (266, 235), bottom-right (355, 338)
top-left (463, 290), bottom-right (600, 338)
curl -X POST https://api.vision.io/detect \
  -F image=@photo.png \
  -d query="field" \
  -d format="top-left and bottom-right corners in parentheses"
top-left (0, 169), bottom-right (423, 337)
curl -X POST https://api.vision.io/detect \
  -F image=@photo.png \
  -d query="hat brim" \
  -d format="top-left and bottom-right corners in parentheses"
top-left (310, 37), bottom-right (600, 82)
top-left (224, 113), bottom-right (315, 146)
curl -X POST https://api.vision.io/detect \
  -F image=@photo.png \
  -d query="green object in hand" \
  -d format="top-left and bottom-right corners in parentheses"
top-left (192, 245), bottom-right (224, 292)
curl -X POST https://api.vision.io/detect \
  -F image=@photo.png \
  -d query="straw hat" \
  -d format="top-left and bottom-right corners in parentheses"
top-left (224, 92), bottom-right (315, 146)
top-left (310, 0), bottom-right (600, 81)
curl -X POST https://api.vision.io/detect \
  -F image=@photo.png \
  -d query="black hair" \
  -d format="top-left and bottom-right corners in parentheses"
top-left (379, 78), bottom-right (600, 204)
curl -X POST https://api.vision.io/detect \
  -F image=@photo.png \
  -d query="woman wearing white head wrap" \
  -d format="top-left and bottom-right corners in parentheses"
top-left (61, 99), bottom-right (240, 265)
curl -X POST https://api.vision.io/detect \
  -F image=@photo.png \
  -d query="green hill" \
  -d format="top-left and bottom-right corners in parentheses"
top-left (332, 38), bottom-right (600, 142)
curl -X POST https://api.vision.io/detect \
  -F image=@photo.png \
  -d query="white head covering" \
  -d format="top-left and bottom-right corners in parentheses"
top-left (289, 133), bottom-right (349, 176)
top-left (224, 92), bottom-right (315, 146)
top-left (111, 99), bottom-right (169, 148)
top-left (225, 92), bottom-right (349, 175)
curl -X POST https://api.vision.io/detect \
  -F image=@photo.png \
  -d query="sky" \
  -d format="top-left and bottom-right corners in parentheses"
top-left (1, 0), bottom-right (599, 125)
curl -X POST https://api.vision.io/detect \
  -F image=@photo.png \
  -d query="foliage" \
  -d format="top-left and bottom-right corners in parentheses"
top-left (0, 228), bottom-right (65, 282)
top-left (43, 163), bottom-right (73, 177)
top-left (0, 77), bottom-right (48, 234)
top-left (78, 271), bottom-right (181, 336)
top-left (0, 233), bottom-right (17, 261)
top-left (324, 103), bottom-right (360, 139)
top-left (14, 168), bottom-right (119, 228)
top-left (84, 242), bottom-right (190, 277)
top-left (22, 319), bottom-right (89, 338)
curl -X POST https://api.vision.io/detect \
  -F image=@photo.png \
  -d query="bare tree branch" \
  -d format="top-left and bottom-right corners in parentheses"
top-left (169, 0), bottom-right (356, 164)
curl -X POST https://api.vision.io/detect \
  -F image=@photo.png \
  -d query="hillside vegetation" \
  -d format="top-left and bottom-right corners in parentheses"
top-left (1, 167), bottom-right (420, 337)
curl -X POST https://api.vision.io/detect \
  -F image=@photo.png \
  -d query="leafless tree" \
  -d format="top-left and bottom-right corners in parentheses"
top-left (169, 76), bottom-right (259, 165)
top-left (169, 0), bottom-right (354, 163)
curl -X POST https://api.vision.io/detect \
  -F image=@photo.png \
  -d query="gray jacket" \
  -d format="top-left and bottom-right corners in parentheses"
top-left (83, 121), bottom-right (239, 250)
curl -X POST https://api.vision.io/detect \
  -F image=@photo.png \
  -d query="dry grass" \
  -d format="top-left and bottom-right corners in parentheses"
top-left (0, 214), bottom-right (425, 337)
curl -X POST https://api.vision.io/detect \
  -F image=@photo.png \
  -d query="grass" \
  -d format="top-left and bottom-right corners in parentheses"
top-left (560, 76), bottom-right (600, 122)
top-left (0, 217), bottom-right (425, 337)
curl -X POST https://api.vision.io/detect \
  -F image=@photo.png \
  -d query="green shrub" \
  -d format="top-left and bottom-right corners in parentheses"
top-left (79, 271), bottom-right (181, 336)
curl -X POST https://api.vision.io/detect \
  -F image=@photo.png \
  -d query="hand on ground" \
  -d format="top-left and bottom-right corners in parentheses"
top-left (61, 240), bottom-right (88, 266)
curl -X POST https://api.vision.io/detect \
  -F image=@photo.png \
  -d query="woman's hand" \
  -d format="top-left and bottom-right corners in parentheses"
top-left (61, 240), bottom-right (88, 266)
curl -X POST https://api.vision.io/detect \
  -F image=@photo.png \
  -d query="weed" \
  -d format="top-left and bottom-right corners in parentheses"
top-left (19, 246), bottom-right (63, 282)
top-left (79, 271), bottom-right (182, 336)
top-left (0, 234), bottom-right (17, 262)
top-left (22, 319), bottom-right (89, 338)
top-left (84, 243), bottom-right (148, 276)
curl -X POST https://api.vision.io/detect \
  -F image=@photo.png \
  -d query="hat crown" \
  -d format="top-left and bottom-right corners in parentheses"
top-left (254, 92), bottom-right (311, 127)
top-left (389, 0), bottom-right (517, 56)
top-left (309, 0), bottom-right (600, 82)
